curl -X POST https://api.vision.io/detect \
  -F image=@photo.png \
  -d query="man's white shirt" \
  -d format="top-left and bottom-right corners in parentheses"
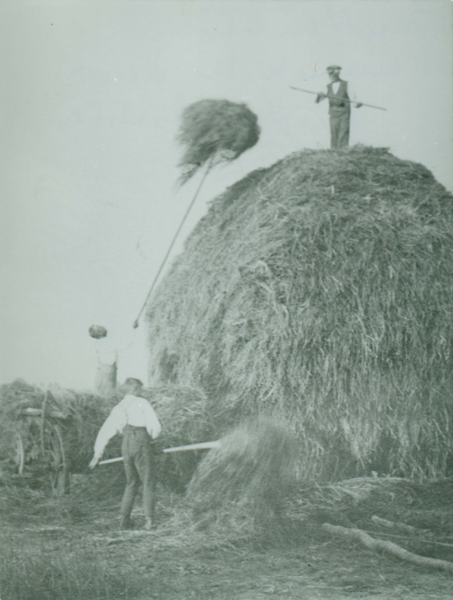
top-left (94, 394), bottom-right (162, 458)
top-left (93, 336), bottom-right (118, 365)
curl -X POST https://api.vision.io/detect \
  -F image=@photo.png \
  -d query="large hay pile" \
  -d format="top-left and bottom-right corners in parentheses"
top-left (146, 146), bottom-right (453, 481)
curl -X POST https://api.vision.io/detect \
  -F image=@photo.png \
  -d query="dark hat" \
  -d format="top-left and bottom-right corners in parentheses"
top-left (89, 324), bottom-right (107, 339)
top-left (327, 65), bottom-right (341, 72)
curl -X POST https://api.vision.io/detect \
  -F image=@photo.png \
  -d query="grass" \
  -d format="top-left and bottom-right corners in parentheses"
top-left (1, 536), bottom-right (142, 600)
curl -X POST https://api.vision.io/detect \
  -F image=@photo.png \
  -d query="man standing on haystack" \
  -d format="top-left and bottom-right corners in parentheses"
top-left (316, 65), bottom-right (362, 149)
top-left (89, 378), bottom-right (161, 530)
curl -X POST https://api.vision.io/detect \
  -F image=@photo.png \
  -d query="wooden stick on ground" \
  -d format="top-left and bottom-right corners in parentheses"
top-left (371, 515), bottom-right (429, 536)
top-left (322, 523), bottom-right (453, 573)
top-left (362, 529), bottom-right (453, 550)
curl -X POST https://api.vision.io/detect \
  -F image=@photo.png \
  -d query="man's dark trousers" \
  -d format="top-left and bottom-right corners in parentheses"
top-left (329, 108), bottom-right (350, 148)
top-left (121, 425), bottom-right (156, 522)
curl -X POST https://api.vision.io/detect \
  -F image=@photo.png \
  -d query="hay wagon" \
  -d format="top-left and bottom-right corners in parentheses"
top-left (12, 392), bottom-right (75, 495)
top-left (8, 386), bottom-right (113, 496)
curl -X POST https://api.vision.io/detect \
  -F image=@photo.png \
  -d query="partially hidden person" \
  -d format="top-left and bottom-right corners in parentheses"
top-left (88, 325), bottom-right (118, 395)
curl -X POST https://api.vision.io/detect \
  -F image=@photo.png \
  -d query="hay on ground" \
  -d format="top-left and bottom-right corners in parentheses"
top-left (146, 145), bottom-right (453, 481)
top-left (186, 417), bottom-right (299, 543)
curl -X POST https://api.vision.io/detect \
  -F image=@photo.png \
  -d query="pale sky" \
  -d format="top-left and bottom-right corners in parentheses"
top-left (1, 0), bottom-right (452, 389)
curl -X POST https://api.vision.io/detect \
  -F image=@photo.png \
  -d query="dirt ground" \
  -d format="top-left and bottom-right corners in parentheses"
top-left (1, 471), bottom-right (452, 600)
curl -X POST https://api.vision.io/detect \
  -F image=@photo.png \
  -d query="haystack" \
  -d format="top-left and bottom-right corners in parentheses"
top-left (146, 146), bottom-right (453, 481)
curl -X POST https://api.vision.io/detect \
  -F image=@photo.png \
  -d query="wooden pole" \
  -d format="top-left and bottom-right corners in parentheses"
top-left (132, 155), bottom-right (215, 328)
top-left (289, 86), bottom-right (387, 111)
top-left (98, 440), bottom-right (221, 465)
top-left (323, 523), bottom-right (453, 572)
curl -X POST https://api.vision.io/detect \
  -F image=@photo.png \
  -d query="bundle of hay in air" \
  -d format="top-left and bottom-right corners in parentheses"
top-left (132, 99), bottom-right (260, 328)
top-left (146, 146), bottom-right (453, 482)
top-left (177, 99), bottom-right (260, 184)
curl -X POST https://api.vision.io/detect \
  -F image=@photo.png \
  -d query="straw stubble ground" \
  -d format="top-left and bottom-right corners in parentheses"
top-left (2, 473), bottom-right (452, 600)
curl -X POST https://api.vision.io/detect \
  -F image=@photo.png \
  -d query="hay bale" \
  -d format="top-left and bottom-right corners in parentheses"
top-left (177, 99), bottom-right (260, 184)
top-left (146, 146), bottom-right (453, 481)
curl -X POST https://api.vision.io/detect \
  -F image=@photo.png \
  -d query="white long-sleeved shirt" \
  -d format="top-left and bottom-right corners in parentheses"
top-left (94, 394), bottom-right (162, 458)
top-left (93, 336), bottom-right (118, 366)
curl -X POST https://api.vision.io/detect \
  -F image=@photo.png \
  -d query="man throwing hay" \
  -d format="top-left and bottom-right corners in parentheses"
top-left (89, 378), bottom-right (161, 530)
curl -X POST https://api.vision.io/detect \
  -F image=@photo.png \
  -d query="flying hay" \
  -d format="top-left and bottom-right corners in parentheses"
top-left (177, 99), bottom-right (260, 184)
top-left (185, 417), bottom-right (298, 542)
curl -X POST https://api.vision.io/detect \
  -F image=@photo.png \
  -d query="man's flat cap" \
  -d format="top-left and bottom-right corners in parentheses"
top-left (327, 65), bottom-right (342, 72)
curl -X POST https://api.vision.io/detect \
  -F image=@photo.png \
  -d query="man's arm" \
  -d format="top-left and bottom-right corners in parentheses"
top-left (89, 404), bottom-right (126, 469)
top-left (315, 88), bottom-right (327, 103)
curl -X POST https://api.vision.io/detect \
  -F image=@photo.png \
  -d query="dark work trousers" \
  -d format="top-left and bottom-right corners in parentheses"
top-left (120, 425), bottom-right (156, 521)
top-left (329, 110), bottom-right (351, 148)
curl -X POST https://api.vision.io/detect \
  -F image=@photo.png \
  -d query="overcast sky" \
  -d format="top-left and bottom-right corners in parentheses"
top-left (1, 0), bottom-right (452, 389)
